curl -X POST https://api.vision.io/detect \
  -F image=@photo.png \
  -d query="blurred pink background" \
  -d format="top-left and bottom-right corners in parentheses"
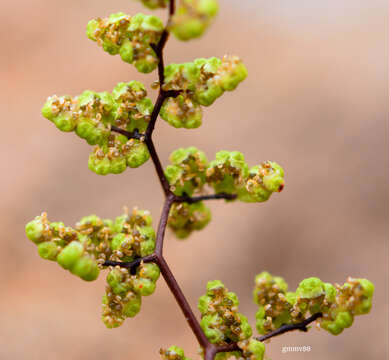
top-left (1, 1), bottom-right (388, 359)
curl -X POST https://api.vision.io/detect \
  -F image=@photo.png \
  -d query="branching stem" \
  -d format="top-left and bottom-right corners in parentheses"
top-left (104, 1), bottom-right (319, 358)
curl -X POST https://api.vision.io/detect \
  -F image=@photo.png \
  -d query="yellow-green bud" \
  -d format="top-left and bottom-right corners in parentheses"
top-left (72, 255), bottom-right (100, 281)
top-left (37, 241), bottom-right (60, 261)
top-left (112, 81), bottom-right (153, 133)
top-left (132, 277), bottom-right (156, 296)
top-left (87, 12), bottom-right (163, 73)
top-left (139, 263), bottom-right (160, 282)
top-left (42, 95), bottom-right (78, 132)
top-left (26, 217), bottom-right (47, 244)
top-left (238, 162), bottom-right (285, 203)
top-left (160, 345), bottom-right (192, 360)
top-left (122, 292), bottom-right (142, 317)
top-left (160, 95), bottom-right (203, 129)
top-left (206, 151), bottom-right (249, 194)
top-left (200, 314), bottom-right (225, 343)
top-left (296, 277), bottom-right (325, 299)
top-left (124, 140), bottom-right (150, 168)
top-left (57, 241), bottom-right (84, 270)
top-left (168, 202), bottom-right (211, 239)
top-left (165, 147), bottom-right (208, 196)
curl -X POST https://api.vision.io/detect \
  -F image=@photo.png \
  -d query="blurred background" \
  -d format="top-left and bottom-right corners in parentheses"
top-left (1, 0), bottom-right (388, 359)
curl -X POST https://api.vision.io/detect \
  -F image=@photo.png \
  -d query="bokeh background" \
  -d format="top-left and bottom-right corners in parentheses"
top-left (1, 1), bottom-right (388, 359)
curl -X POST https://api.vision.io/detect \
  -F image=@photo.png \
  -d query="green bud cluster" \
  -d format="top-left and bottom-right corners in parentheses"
top-left (198, 280), bottom-right (265, 360)
top-left (253, 272), bottom-right (374, 336)
top-left (159, 345), bottom-right (192, 360)
top-left (319, 277), bottom-right (374, 335)
top-left (168, 202), bottom-right (211, 239)
top-left (170, 0), bottom-right (219, 41)
top-left (110, 208), bottom-right (156, 261)
top-left (206, 151), bottom-right (249, 195)
top-left (27, 208), bottom-right (158, 327)
top-left (198, 280), bottom-right (252, 344)
top-left (25, 213), bottom-right (106, 281)
top-left (253, 272), bottom-right (294, 334)
top-left (102, 262), bottom-right (160, 328)
top-left (26, 208), bottom-right (156, 280)
top-left (165, 147), bottom-right (208, 196)
top-left (161, 56), bottom-right (247, 128)
top-left (165, 148), bottom-right (284, 201)
top-left (164, 148), bottom-right (284, 239)
top-left (42, 91), bottom-right (114, 136)
top-left (88, 134), bottom-right (149, 175)
top-left (207, 153), bottom-right (285, 201)
top-left (237, 162), bottom-right (285, 202)
top-left (42, 81), bottom-right (152, 175)
top-left (87, 12), bottom-right (164, 73)
top-left (112, 81), bottom-right (153, 133)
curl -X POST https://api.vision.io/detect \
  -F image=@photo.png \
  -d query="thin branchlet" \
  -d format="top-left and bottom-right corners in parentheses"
top-left (256, 312), bottom-right (323, 342)
top-left (176, 193), bottom-right (238, 203)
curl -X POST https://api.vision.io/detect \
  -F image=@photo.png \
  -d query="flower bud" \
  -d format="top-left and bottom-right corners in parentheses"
top-left (122, 292), bottom-right (142, 317)
top-left (88, 150), bottom-right (114, 175)
top-left (102, 268), bottom-right (143, 328)
top-left (110, 233), bottom-right (134, 261)
top-left (139, 239), bottom-right (155, 256)
top-left (160, 95), bottom-right (203, 129)
top-left (75, 91), bottom-right (114, 145)
top-left (163, 62), bottom-right (200, 92)
top-left (72, 255), bottom-right (100, 281)
top-left (216, 55), bottom-right (248, 92)
top-left (200, 314), bottom-right (225, 343)
top-left (165, 147), bottom-right (208, 196)
top-left (77, 215), bottom-right (104, 230)
top-left (199, 280), bottom-right (252, 345)
top-left (236, 313), bottom-right (253, 341)
top-left (194, 56), bottom-right (247, 106)
top-left (296, 277), bottom-right (325, 299)
top-left (168, 202), bottom-right (211, 239)
top-left (87, 12), bottom-right (163, 73)
top-left (42, 95), bottom-right (78, 132)
top-left (119, 39), bottom-right (134, 63)
top-left (160, 345), bottom-right (192, 360)
top-left (112, 81), bottom-right (153, 133)
top-left (107, 268), bottom-right (132, 295)
top-left (139, 263), bottom-right (160, 282)
top-left (321, 311), bottom-right (354, 335)
top-left (123, 139), bottom-right (150, 168)
top-left (57, 241), bottom-right (84, 270)
top-left (240, 339), bottom-right (265, 360)
top-left (206, 151), bottom-right (249, 194)
top-left (26, 216), bottom-right (47, 244)
top-left (137, 226), bottom-right (156, 256)
top-left (238, 162), bottom-right (285, 203)
top-left (132, 277), bottom-right (156, 296)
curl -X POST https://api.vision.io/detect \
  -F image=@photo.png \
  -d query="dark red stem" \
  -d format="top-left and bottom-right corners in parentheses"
top-left (256, 312), bottom-right (323, 342)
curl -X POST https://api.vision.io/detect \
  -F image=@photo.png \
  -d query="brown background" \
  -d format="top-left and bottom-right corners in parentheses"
top-left (1, 1), bottom-right (388, 359)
